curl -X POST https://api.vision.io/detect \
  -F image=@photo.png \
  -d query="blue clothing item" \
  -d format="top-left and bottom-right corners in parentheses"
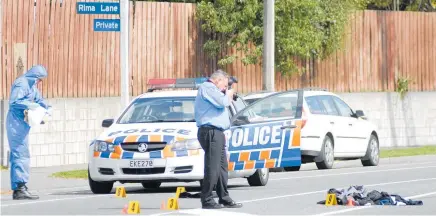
top-left (194, 81), bottom-right (231, 130)
top-left (6, 65), bottom-right (49, 190)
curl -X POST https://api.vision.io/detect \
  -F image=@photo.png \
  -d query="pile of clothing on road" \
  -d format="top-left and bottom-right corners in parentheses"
top-left (317, 185), bottom-right (423, 206)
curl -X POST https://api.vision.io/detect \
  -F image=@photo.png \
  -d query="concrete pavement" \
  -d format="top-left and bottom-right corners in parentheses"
top-left (1, 155), bottom-right (436, 215)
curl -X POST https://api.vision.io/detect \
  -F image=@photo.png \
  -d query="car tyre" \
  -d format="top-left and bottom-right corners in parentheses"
top-left (361, 134), bottom-right (379, 166)
top-left (247, 168), bottom-right (269, 186)
top-left (141, 182), bottom-right (162, 189)
top-left (284, 166), bottom-right (301, 172)
top-left (88, 169), bottom-right (114, 194)
top-left (316, 135), bottom-right (334, 170)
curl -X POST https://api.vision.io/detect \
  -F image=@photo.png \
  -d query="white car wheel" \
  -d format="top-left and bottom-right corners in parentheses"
top-left (247, 168), bottom-right (269, 186)
top-left (361, 134), bottom-right (379, 166)
top-left (316, 135), bottom-right (334, 169)
top-left (88, 169), bottom-right (114, 194)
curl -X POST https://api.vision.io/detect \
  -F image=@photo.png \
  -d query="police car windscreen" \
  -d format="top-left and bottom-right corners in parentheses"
top-left (118, 97), bottom-right (195, 123)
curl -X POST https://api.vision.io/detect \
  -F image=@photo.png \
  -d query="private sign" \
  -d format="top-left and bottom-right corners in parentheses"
top-left (94, 19), bottom-right (121, 32)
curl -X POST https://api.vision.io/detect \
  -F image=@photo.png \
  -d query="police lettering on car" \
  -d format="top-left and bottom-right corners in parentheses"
top-left (227, 122), bottom-right (290, 151)
top-left (107, 128), bottom-right (191, 137)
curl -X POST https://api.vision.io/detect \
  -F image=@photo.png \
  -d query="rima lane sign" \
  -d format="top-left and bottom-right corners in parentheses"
top-left (76, 2), bottom-right (120, 32)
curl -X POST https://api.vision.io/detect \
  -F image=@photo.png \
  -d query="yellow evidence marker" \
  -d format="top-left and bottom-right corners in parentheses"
top-left (175, 186), bottom-right (186, 198)
top-left (127, 201), bottom-right (140, 214)
top-left (325, 193), bottom-right (338, 206)
top-left (166, 197), bottom-right (179, 210)
top-left (115, 186), bottom-right (127, 198)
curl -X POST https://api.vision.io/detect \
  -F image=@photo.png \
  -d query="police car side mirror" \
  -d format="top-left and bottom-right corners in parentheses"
top-left (232, 115), bottom-right (250, 126)
top-left (102, 119), bottom-right (114, 128)
top-left (355, 110), bottom-right (365, 118)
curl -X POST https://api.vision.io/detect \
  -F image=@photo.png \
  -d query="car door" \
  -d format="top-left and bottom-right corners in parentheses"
top-left (226, 90), bottom-right (304, 171)
top-left (331, 95), bottom-right (369, 154)
top-left (315, 95), bottom-right (348, 155)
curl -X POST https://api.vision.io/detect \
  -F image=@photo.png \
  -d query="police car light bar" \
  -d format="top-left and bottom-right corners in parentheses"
top-left (147, 77), bottom-right (208, 92)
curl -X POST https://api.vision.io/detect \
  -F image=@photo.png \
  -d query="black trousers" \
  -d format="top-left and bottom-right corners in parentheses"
top-left (197, 126), bottom-right (232, 205)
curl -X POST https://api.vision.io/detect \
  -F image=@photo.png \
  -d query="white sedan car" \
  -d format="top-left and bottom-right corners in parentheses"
top-left (243, 88), bottom-right (380, 171)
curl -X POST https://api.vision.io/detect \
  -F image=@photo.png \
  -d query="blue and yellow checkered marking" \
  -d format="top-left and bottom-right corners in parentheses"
top-left (227, 148), bottom-right (301, 171)
top-left (93, 134), bottom-right (199, 159)
top-left (227, 149), bottom-right (281, 171)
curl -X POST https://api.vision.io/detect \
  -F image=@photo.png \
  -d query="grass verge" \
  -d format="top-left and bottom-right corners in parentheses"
top-left (50, 169), bottom-right (88, 179)
top-left (380, 145), bottom-right (436, 158)
top-left (49, 146), bottom-right (436, 179)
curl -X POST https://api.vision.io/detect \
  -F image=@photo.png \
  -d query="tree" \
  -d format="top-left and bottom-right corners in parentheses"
top-left (195, 0), bottom-right (367, 75)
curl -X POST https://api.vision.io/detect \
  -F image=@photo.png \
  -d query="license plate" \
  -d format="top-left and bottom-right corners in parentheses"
top-left (129, 160), bottom-right (153, 168)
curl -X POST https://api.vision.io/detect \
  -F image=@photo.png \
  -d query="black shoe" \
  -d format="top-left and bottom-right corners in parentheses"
top-left (12, 184), bottom-right (39, 200)
top-left (202, 203), bottom-right (223, 209)
top-left (219, 200), bottom-right (243, 208)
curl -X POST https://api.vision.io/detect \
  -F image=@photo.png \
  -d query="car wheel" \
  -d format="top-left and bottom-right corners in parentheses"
top-left (361, 134), bottom-right (379, 166)
top-left (284, 166), bottom-right (301, 172)
top-left (141, 182), bottom-right (161, 189)
top-left (88, 169), bottom-right (114, 194)
top-left (247, 168), bottom-right (269, 186)
top-left (316, 135), bottom-right (334, 170)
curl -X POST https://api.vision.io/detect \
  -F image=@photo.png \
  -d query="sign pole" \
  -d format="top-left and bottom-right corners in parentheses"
top-left (262, 0), bottom-right (275, 91)
top-left (120, 0), bottom-right (130, 108)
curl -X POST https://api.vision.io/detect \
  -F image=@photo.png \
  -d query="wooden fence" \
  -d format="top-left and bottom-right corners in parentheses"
top-left (1, 0), bottom-right (435, 100)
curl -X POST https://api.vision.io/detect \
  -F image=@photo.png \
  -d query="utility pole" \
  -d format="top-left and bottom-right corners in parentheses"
top-left (120, 0), bottom-right (130, 108)
top-left (262, 0), bottom-right (275, 91)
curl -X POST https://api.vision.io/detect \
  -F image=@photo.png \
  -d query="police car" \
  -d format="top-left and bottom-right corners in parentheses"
top-left (243, 88), bottom-right (380, 171)
top-left (88, 78), bottom-right (306, 194)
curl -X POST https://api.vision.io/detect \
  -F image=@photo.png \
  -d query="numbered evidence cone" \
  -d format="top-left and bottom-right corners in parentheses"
top-left (325, 193), bottom-right (338, 206)
top-left (166, 197), bottom-right (179, 210)
top-left (175, 187), bottom-right (186, 198)
top-left (127, 201), bottom-right (140, 214)
top-left (115, 186), bottom-right (127, 198)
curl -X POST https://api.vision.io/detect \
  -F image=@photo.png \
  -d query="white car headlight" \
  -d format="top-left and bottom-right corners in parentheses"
top-left (94, 141), bottom-right (114, 152)
top-left (171, 138), bottom-right (201, 151)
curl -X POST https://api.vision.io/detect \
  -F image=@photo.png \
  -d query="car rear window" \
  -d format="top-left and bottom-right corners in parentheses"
top-left (305, 96), bottom-right (326, 115)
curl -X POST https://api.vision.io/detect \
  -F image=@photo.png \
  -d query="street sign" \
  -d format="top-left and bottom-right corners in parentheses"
top-left (94, 19), bottom-right (121, 32)
top-left (77, 2), bottom-right (120, 15)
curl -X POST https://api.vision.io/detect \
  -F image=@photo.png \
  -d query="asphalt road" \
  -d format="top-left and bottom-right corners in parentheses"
top-left (1, 155), bottom-right (436, 215)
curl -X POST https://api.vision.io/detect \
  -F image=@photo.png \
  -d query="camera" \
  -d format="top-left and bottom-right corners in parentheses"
top-left (228, 76), bottom-right (238, 101)
top-left (228, 76), bottom-right (238, 90)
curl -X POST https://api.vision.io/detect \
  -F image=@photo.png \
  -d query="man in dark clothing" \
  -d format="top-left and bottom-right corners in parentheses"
top-left (194, 70), bottom-right (243, 209)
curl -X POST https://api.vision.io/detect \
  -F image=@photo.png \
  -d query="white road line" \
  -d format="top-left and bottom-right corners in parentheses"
top-left (0, 189), bottom-right (143, 207)
top-left (148, 177), bottom-right (436, 216)
top-left (0, 194), bottom-right (113, 207)
top-left (314, 191), bottom-right (436, 216)
top-left (178, 209), bottom-right (257, 216)
top-left (230, 165), bottom-right (436, 185)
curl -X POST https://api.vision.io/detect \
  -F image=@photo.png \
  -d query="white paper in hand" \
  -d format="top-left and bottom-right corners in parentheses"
top-left (27, 106), bottom-right (48, 128)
